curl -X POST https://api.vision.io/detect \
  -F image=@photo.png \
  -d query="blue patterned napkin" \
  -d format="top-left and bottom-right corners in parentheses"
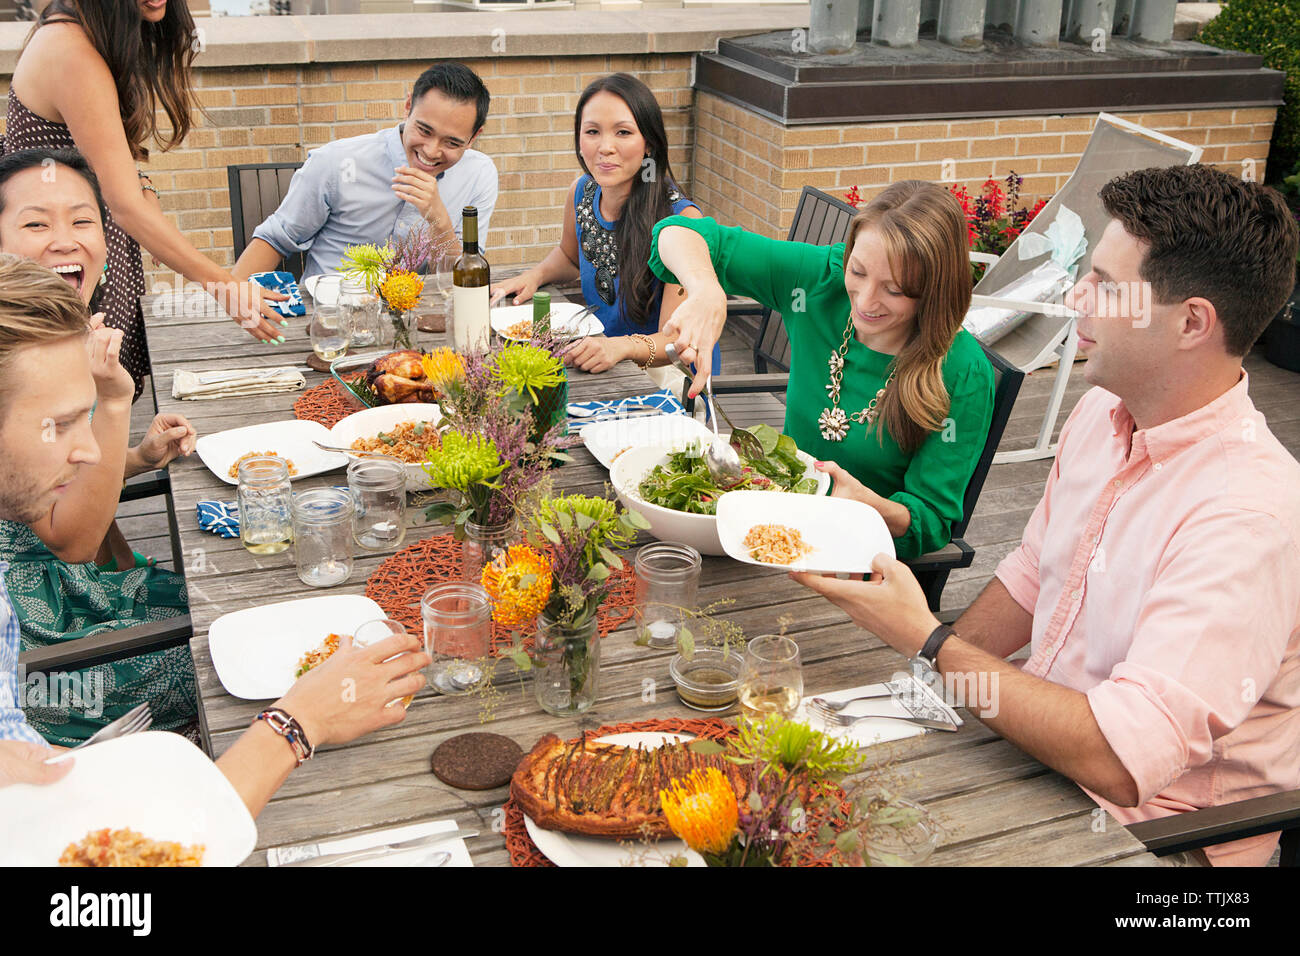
top-left (196, 500), bottom-right (240, 539)
top-left (566, 389), bottom-right (686, 425)
top-left (250, 271), bottom-right (305, 318)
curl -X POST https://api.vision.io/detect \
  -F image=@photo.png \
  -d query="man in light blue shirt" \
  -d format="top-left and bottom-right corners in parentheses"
top-left (233, 62), bottom-right (498, 281)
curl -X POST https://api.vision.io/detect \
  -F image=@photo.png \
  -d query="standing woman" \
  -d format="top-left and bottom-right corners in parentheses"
top-left (7, 0), bottom-right (286, 402)
top-left (490, 73), bottom-right (720, 377)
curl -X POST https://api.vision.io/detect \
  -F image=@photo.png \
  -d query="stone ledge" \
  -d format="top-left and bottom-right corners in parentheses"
top-left (0, 8), bottom-right (811, 73)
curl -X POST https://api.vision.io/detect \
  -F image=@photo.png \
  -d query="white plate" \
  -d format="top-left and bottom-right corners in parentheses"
top-left (208, 594), bottom-right (387, 699)
top-left (491, 302), bottom-right (603, 341)
top-left (522, 732), bottom-right (706, 867)
top-left (0, 732), bottom-right (257, 867)
top-left (580, 414), bottom-right (713, 470)
top-left (328, 403), bottom-right (443, 493)
top-left (610, 439), bottom-right (830, 556)
top-left (716, 490), bottom-right (895, 574)
top-left (195, 419), bottom-right (347, 486)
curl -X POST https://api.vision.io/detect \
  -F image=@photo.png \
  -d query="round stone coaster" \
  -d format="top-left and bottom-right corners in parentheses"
top-left (430, 732), bottom-right (524, 791)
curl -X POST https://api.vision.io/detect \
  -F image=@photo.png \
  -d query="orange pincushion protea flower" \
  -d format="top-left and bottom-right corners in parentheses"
top-left (379, 270), bottom-right (423, 312)
top-left (480, 545), bottom-right (552, 629)
top-left (421, 347), bottom-right (466, 393)
top-left (659, 768), bottom-right (740, 856)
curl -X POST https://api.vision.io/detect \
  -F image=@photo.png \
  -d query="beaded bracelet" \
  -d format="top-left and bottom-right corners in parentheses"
top-left (630, 333), bottom-right (656, 370)
top-left (256, 707), bottom-right (315, 767)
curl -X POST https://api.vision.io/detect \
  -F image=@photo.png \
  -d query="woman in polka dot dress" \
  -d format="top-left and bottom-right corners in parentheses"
top-left (6, 0), bottom-right (288, 403)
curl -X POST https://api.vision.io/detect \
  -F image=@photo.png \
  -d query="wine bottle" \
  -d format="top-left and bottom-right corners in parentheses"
top-left (452, 206), bottom-right (490, 352)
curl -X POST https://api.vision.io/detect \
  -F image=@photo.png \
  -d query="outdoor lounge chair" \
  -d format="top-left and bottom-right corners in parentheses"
top-left (969, 112), bottom-right (1201, 463)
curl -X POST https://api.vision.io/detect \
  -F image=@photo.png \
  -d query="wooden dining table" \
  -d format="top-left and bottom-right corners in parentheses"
top-left (142, 283), bottom-right (1161, 868)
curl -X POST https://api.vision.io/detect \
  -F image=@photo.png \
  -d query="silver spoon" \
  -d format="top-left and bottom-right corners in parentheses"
top-left (702, 375), bottom-right (744, 484)
top-left (663, 343), bottom-right (764, 462)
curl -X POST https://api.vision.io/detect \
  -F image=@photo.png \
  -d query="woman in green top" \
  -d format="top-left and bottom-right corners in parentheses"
top-left (649, 180), bottom-right (994, 559)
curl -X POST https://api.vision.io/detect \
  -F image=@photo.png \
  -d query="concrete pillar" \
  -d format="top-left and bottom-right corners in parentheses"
top-left (873, 0), bottom-right (922, 47)
top-left (938, 0), bottom-right (986, 46)
top-left (1014, 0), bottom-right (1063, 47)
top-left (986, 0), bottom-right (1019, 32)
top-left (811, 0), bottom-right (861, 53)
top-left (1129, 0), bottom-right (1177, 42)
top-left (1112, 0), bottom-right (1134, 34)
top-left (1063, 0), bottom-right (1114, 45)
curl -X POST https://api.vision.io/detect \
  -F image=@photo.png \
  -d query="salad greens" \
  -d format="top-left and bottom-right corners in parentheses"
top-left (637, 424), bottom-right (820, 515)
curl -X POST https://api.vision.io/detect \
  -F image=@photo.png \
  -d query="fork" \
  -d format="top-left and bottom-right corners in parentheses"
top-left (809, 690), bottom-right (898, 712)
top-left (809, 702), bottom-right (957, 732)
top-left (47, 703), bottom-right (153, 761)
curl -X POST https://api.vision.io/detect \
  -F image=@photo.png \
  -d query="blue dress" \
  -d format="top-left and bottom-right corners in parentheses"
top-left (574, 174), bottom-right (722, 373)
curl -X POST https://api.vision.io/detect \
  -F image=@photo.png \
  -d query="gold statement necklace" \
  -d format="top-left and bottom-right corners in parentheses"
top-left (818, 311), bottom-right (897, 442)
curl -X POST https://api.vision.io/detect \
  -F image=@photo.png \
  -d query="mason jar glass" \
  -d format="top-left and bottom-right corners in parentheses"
top-left (237, 456), bottom-right (292, 555)
top-left (633, 542), bottom-right (702, 649)
top-left (421, 583), bottom-right (492, 695)
top-left (348, 458), bottom-right (407, 551)
top-left (291, 487), bottom-right (354, 587)
top-left (461, 518), bottom-right (518, 583)
top-left (340, 278), bottom-right (383, 347)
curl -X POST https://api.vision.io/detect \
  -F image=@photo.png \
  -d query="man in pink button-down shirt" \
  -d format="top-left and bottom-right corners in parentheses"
top-left (796, 165), bottom-right (1300, 866)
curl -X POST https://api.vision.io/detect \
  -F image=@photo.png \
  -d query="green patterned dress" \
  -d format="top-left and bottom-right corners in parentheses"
top-left (0, 520), bottom-right (195, 747)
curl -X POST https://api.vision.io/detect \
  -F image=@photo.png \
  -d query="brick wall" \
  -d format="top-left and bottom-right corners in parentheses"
top-left (0, 53), bottom-right (695, 285)
top-left (694, 90), bottom-right (1278, 238)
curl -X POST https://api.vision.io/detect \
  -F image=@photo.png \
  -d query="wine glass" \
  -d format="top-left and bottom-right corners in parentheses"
top-left (738, 634), bottom-right (803, 721)
top-left (432, 253), bottom-right (455, 307)
top-left (352, 618), bottom-right (417, 708)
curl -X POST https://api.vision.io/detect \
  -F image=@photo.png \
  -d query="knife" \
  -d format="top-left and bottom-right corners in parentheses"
top-left (276, 828), bottom-right (478, 867)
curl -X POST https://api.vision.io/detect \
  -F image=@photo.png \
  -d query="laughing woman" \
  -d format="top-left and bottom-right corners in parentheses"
top-left (489, 73), bottom-right (720, 379)
top-left (6, 0), bottom-right (288, 403)
top-left (0, 149), bottom-right (196, 747)
top-left (650, 180), bottom-right (994, 559)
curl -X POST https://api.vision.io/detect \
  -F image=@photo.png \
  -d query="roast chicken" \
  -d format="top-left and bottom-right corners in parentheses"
top-left (365, 349), bottom-right (437, 404)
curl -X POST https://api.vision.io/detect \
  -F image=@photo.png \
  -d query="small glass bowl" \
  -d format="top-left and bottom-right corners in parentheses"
top-left (669, 647), bottom-right (742, 712)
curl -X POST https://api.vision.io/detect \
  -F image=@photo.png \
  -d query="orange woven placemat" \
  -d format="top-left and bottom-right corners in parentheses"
top-left (365, 532), bottom-right (636, 655)
top-left (294, 377), bottom-right (363, 428)
top-left (502, 717), bottom-right (738, 868)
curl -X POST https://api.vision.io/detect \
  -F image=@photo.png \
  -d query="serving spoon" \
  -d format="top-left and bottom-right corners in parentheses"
top-left (663, 343), bottom-right (765, 463)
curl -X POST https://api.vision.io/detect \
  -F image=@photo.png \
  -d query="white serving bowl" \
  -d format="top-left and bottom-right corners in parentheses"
top-left (328, 402), bottom-right (442, 493)
top-left (609, 438), bottom-right (829, 556)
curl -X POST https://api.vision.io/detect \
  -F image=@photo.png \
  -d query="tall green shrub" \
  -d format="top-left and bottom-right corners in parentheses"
top-left (1199, 0), bottom-right (1300, 179)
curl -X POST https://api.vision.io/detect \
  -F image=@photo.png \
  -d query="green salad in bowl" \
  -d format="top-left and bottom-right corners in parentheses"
top-left (637, 425), bottom-right (822, 515)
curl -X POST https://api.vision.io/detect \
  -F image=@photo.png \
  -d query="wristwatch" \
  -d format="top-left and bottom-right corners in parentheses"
top-left (914, 623), bottom-right (956, 669)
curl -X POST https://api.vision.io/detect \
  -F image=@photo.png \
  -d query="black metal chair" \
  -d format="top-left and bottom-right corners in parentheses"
top-left (1126, 792), bottom-right (1300, 866)
top-left (227, 161), bottom-right (306, 280)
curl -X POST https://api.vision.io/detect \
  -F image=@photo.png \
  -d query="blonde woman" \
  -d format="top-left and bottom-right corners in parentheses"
top-left (650, 180), bottom-right (994, 558)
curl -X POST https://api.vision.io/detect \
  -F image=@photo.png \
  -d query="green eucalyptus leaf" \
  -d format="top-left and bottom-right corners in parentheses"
top-left (834, 830), bottom-right (862, 854)
top-left (575, 512), bottom-right (595, 531)
top-left (597, 547), bottom-right (623, 570)
top-left (623, 510), bottom-right (652, 530)
top-left (509, 649), bottom-right (533, 672)
top-left (540, 522), bottom-right (561, 545)
top-left (817, 825), bottom-right (835, 844)
top-left (677, 627), bottom-right (695, 660)
top-left (747, 791), bottom-right (764, 814)
top-left (585, 562), bottom-right (610, 582)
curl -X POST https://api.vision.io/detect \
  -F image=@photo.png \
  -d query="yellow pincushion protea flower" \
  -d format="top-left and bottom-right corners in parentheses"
top-left (659, 768), bottom-right (740, 857)
top-left (421, 347), bottom-right (466, 394)
top-left (379, 269), bottom-right (424, 312)
top-left (480, 545), bottom-right (552, 629)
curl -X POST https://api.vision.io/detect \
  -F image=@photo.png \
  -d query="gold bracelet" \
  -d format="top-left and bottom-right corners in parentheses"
top-left (630, 333), bottom-right (656, 370)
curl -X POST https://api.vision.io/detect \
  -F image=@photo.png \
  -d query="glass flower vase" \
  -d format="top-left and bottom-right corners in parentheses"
top-left (388, 307), bottom-right (417, 351)
top-left (533, 612), bottom-right (600, 716)
top-left (530, 373), bottom-right (569, 447)
top-left (461, 518), bottom-right (518, 583)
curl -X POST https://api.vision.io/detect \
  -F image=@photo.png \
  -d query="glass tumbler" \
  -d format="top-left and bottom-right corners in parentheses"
top-left (353, 618), bottom-right (417, 708)
top-left (421, 583), bottom-right (492, 695)
top-left (237, 456), bottom-right (292, 555)
top-left (340, 278), bottom-right (383, 348)
top-left (633, 542), bottom-right (701, 649)
top-left (291, 487), bottom-right (354, 587)
top-left (739, 634), bottom-right (804, 721)
top-left (348, 458), bottom-right (407, 551)
top-left (461, 518), bottom-right (518, 583)
top-left (310, 302), bottom-right (350, 361)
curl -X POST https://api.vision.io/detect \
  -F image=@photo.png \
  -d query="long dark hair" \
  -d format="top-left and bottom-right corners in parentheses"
top-left (573, 74), bottom-right (683, 330)
top-left (34, 0), bottom-right (201, 160)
